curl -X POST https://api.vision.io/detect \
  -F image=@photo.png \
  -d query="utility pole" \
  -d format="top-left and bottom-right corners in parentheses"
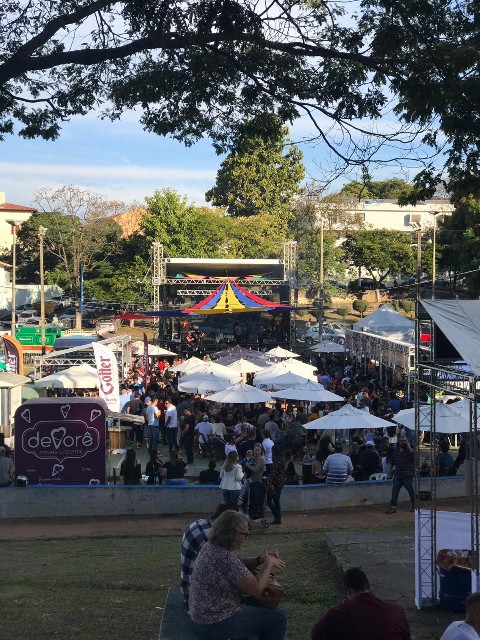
top-left (6, 220), bottom-right (21, 338)
top-left (38, 226), bottom-right (47, 355)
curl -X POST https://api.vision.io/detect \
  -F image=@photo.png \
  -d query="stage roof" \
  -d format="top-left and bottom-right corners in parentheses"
top-left (163, 257), bottom-right (286, 282)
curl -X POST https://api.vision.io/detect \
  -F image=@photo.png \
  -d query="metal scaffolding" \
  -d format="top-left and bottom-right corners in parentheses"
top-left (414, 304), bottom-right (480, 608)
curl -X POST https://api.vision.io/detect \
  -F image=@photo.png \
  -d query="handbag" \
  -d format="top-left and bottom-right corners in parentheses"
top-left (245, 571), bottom-right (284, 609)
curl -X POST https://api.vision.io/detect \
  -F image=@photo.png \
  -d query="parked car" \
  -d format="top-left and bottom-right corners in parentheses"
top-left (299, 322), bottom-right (345, 345)
top-left (17, 310), bottom-right (39, 325)
top-left (48, 295), bottom-right (73, 307)
top-left (348, 278), bottom-right (382, 291)
top-left (95, 317), bottom-right (121, 334)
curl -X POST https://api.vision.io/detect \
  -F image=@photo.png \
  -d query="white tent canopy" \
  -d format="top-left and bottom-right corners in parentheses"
top-left (131, 341), bottom-right (176, 356)
top-left (304, 403), bottom-right (397, 430)
top-left (394, 403), bottom-right (470, 433)
top-left (422, 299), bottom-right (480, 377)
top-left (253, 360), bottom-right (317, 383)
top-left (33, 364), bottom-right (100, 389)
top-left (169, 356), bottom-right (205, 373)
top-left (310, 341), bottom-right (346, 354)
top-left (352, 304), bottom-right (414, 340)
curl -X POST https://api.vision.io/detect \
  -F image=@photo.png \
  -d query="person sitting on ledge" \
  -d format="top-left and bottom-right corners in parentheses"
top-left (311, 567), bottom-right (410, 640)
top-left (162, 450), bottom-right (189, 485)
top-left (199, 460), bottom-right (221, 484)
top-left (323, 443), bottom-right (354, 485)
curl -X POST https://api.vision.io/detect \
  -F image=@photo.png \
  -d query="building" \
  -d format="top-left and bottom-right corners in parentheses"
top-left (0, 192), bottom-right (37, 250)
top-left (349, 198), bottom-right (453, 232)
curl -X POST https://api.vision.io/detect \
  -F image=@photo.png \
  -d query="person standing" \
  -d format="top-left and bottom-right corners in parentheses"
top-left (266, 446), bottom-right (285, 525)
top-left (311, 567), bottom-right (410, 640)
top-left (145, 395), bottom-right (160, 454)
top-left (262, 429), bottom-right (275, 476)
top-left (440, 592), bottom-right (480, 639)
top-left (385, 435), bottom-right (415, 514)
top-left (181, 407), bottom-right (196, 465)
top-left (165, 398), bottom-right (179, 452)
top-left (220, 451), bottom-right (244, 507)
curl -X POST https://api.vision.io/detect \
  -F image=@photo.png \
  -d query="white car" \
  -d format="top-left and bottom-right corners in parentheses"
top-left (17, 310), bottom-right (39, 325)
top-left (301, 323), bottom-right (345, 345)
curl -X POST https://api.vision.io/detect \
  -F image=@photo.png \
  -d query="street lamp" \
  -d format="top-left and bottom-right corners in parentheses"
top-left (431, 211), bottom-right (442, 301)
top-left (6, 220), bottom-right (22, 338)
top-left (38, 226), bottom-right (47, 354)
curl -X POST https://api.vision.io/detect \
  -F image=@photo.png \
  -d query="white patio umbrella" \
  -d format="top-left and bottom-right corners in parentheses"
top-left (227, 358), bottom-right (267, 374)
top-left (178, 372), bottom-right (232, 395)
top-left (265, 346), bottom-right (301, 359)
top-left (271, 380), bottom-right (345, 402)
top-left (185, 361), bottom-right (242, 382)
top-left (304, 403), bottom-right (397, 430)
top-left (33, 363), bottom-right (100, 389)
top-left (169, 356), bottom-right (205, 373)
top-left (131, 341), bottom-right (176, 356)
top-left (394, 403), bottom-right (470, 433)
top-left (204, 382), bottom-right (272, 404)
top-left (254, 360), bottom-right (317, 382)
top-left (310, 341), bottom-right (346, 354)
top-left (254, 370), bottom-right (310, 391)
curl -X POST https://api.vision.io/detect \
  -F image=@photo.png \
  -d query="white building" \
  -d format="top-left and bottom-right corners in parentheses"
top-left (350, 198), bottom-right (453, 231)
top-left (0, 192), bottom-right (37, 250)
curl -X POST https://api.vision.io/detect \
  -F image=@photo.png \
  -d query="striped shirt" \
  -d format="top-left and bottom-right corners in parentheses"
top-left (323, 453), bottom-right (353, 485)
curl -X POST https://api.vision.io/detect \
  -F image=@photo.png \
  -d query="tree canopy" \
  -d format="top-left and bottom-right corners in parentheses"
top-left (342, 229), bottom-right (415, 285)
top-left (340, 178), bottom-right (414, 201)
top-left (1, 1), bottom-right (479, 192)
top-left (205, 114), bottom-right (304, 234)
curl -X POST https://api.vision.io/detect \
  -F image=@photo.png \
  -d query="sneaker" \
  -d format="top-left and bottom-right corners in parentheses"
top-left (385, 506), bottom-right (397, 514)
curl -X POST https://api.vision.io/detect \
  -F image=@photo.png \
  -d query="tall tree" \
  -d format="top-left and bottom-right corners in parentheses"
top-left (17, 187), bottom-right (124, 293)
top-left (205, 114), bottom-right (304, 236)
top-left (342, 229), bottom-right (415, 285)
top-left (142, 188), bottom-right (229, 258)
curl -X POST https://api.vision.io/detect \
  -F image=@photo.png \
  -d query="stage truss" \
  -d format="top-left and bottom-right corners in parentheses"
top-left (414, 306), bottom-right (480, 608)
top-left (151, 242), bottom-right (298, 348)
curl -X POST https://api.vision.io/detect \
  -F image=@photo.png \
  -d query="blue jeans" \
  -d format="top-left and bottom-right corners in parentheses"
top-left (145, 426), bottom-right (159, 454)
top-left (193, 604), bottom-right (287, 640)
top-left (390, 475), bottom-right (415, 507)
top-left (222, 489), bottom-right (241, 507)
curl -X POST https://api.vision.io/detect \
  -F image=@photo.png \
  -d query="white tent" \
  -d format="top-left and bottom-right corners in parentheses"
top-left (131, 341), bottom-right (176, 356)
top-left (169, 357), bottom-right (205, 373)
top-left (253, 360), bottom-right (317, 383)
top-left (394, 403), bottom-right (470, 433)
top-left (422, 299), bottom-right (480, 376)
top-left (33, 364), bottom-right (100, 389)
top-left (264, 346), bottom-right (301, 359)
top-left (352, 304), bottom-right (414, 340)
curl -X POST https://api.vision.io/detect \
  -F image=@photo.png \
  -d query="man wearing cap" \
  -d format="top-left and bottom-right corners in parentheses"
top-left (195, 415), bottom-right (213, 455)
top-left (311, 567), bottom-right (410, 640)
top-left (357, 440), bottom-right (382, 480)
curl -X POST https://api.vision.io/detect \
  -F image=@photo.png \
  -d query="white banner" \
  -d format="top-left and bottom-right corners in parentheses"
top-left (92, 342), bottom-right (120, 413)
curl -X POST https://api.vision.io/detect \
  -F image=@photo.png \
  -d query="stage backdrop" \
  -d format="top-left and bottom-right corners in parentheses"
top-left (14, 397), bottom-right (107, 485)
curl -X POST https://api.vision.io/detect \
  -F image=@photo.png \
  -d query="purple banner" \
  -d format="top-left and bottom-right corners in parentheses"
top-left (14, 397), bottom-right (107, 485)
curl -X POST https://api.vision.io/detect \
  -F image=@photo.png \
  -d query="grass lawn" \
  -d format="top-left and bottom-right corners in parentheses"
top-left (2, 531), bottom-right (343, 640)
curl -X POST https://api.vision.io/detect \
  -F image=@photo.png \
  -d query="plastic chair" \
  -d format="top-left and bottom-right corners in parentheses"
top-left (369, 473), bottom-right (388, 481)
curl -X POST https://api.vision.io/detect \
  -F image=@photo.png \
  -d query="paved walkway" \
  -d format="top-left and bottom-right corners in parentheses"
top-left (1, 496), bottom-right (470, 540)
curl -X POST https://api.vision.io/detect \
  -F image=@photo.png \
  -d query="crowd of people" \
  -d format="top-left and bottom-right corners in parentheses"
top-left (117, 354), bottom-right (462, 518)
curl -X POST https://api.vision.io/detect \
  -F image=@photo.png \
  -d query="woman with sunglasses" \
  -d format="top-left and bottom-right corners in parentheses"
top-left (189, 510), bottom-right (287, 640)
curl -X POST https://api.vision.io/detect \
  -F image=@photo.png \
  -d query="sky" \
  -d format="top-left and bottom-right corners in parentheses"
top-left (0, 107), bottom-right (425, 211)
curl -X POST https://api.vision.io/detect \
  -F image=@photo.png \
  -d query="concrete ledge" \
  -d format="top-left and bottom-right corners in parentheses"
top-left (0, 477), bottom-right (465, 519)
